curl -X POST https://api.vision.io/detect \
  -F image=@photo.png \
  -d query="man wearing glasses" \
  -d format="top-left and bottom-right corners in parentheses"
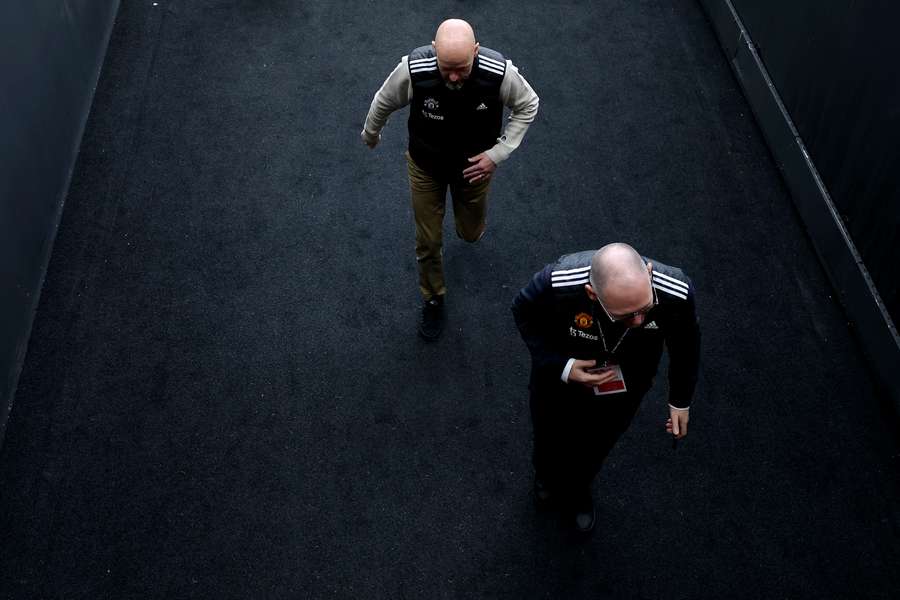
top-left (511, 242), bottom-right (700, 534)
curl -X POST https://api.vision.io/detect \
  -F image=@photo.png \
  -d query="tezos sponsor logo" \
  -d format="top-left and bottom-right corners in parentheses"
top-left (569, 326), bottom-right (598, 341)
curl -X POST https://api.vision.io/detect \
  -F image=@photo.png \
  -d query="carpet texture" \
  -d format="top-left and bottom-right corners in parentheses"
top-left (1, 1), bottom-right (898, 598)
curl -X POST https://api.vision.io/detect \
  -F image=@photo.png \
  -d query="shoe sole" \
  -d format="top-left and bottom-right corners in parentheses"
top-left (418, 327), bottom-right (441, 341)
top-left (574, 508), bottom-right (596, 534)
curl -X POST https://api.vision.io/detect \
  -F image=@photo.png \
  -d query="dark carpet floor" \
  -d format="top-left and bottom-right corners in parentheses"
top-left (2, 1), bottom-right (899, 598)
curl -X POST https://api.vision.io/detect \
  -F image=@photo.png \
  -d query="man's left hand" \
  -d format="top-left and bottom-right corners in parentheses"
top-left (666, 406), bottom-right (689, 440)
top-left (463, 153), bottom-right (496, 183)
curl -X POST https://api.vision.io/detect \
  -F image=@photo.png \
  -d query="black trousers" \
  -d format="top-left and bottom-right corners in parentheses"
top-left (529, 378), bottom-right (648, 496)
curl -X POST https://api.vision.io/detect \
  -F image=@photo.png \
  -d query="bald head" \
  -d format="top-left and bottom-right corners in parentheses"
top-left (590, 243), bottom-right (647, 297)
top-left (588, 243), bottom-right (654, 326)
top-left (434, 19), bottom-right (476, 52)
top-left (432, 19), bottom-right (479, 88)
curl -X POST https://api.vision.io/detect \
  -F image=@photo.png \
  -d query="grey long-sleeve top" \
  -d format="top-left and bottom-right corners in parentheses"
top-left (362, 55), bottom-right (539, 165)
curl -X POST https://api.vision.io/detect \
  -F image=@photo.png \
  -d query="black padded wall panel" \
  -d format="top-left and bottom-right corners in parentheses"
top-left (730, 0), bottom-right (899, 328)
top-left (699, 0), bottom-right (900, 408)
top-left (0, 1), bottom-right (120, 442)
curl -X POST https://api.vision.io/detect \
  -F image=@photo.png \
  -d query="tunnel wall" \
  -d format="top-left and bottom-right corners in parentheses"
top-left (0, 1), bottom-right (120, 443)
top-left (699, 0), bottom-right (900, 410)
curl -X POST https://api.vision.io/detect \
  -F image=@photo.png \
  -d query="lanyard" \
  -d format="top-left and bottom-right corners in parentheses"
top-left (592, 304), bottom-right (630, 356)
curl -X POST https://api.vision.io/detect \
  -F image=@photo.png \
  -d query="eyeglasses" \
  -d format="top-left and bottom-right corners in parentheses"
top-left (592, 268), bottom-right (658, 322)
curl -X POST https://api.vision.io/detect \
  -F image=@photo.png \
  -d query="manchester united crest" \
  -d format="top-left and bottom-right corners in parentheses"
top-left (574, 312), bottom-right (593, 329)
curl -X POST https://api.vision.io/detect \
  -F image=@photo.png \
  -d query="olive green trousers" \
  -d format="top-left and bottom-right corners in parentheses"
top-left (406, 152), bottom-right (492, 300)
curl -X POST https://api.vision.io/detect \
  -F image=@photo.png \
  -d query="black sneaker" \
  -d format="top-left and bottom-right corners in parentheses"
top-left (418, 296), bottom-right (445, 340)
top-left (573, 486), bottom-right (595, 534)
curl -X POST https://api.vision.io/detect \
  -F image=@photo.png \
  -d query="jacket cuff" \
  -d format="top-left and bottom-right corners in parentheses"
top-left (361, 128), bottom-right (379, 143)
top-left (484, 143), bottom-right (511, 165)
top-left (560, 358), bottom-right (576, 383)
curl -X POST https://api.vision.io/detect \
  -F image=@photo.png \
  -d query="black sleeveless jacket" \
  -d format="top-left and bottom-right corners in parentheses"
top-left (406, 45), bottom-right (506, 178)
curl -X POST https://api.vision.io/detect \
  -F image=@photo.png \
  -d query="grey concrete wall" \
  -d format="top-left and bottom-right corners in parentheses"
top-left (0, 1), bottom-right (120, 443)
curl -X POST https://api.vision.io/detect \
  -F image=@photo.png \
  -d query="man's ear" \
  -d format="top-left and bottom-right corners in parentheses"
top-left (473, 42), bottom-right (480, 56)
top-left (646, 261), bottom-right (653, 274)
top-left (584, 283), bottom-right (598, 302)
top-left (431, 40), bottom-right (436, 48)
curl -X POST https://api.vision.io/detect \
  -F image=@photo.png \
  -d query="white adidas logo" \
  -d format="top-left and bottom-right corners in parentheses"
top-left (644, 321), bottom-right (658, 329)
top-left (476, 102), bottom-right (488, 111)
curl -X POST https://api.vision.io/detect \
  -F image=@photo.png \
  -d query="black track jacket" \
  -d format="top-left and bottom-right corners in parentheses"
top-left (512, 250), bottom-right (700, 408)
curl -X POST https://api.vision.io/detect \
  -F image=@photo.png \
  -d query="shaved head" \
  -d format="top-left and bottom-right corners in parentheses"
top-left (588, 243), bottom-right (654, 327)
top-left (434, 19), bottom-right (476, 54)
top-left (432, 19), bottom-right (479, 89)
top-left (590, 243), bottom-right (647, 299)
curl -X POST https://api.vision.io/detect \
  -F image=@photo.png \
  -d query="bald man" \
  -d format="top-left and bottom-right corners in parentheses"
top-left (362, 19), bottom-right (539, 340)
top-left (512, 243), bottom-right (700, 534)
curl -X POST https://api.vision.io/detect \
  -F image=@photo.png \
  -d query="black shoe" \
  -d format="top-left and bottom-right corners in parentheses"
top-left (573, 487), bottom-right (595, 534)
top-left (418, 296), bottom-right (445, 340)
top-left (534, 477), bottom-right (553, 510)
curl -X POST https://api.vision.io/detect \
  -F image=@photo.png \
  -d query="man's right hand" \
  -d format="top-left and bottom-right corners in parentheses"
top-left (567, 359), bottom-right (618, 389)
top-left (361, 130), bottom-right (380, 149)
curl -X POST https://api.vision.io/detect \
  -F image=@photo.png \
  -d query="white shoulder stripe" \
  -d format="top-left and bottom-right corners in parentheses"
top-left (653, 271), bottom-right (688, 290)
top-left (410, 66), bottom-right (438, 74)
top-left (552, 272), bottom-right (591, 282)
top-left (653, 282), bottom-right (688, 300)
top-left (479, 64), bottom-right (504, 76)
top-left (478, 55), bottom-right (505, 68)
top-left (409, 57), bottom-right (437, 65)
top-left (552, 278), bottom-right (590, 288)
top-left (653, 278), bottom-right (686, 294)
top-left (652, 276), bottom-right (688, 295)
top-left (551, 266), bottom-right (591, 276)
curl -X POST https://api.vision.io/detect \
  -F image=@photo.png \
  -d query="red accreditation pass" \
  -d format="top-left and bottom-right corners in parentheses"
top-left (592, 364), bottom-right (627, 396)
